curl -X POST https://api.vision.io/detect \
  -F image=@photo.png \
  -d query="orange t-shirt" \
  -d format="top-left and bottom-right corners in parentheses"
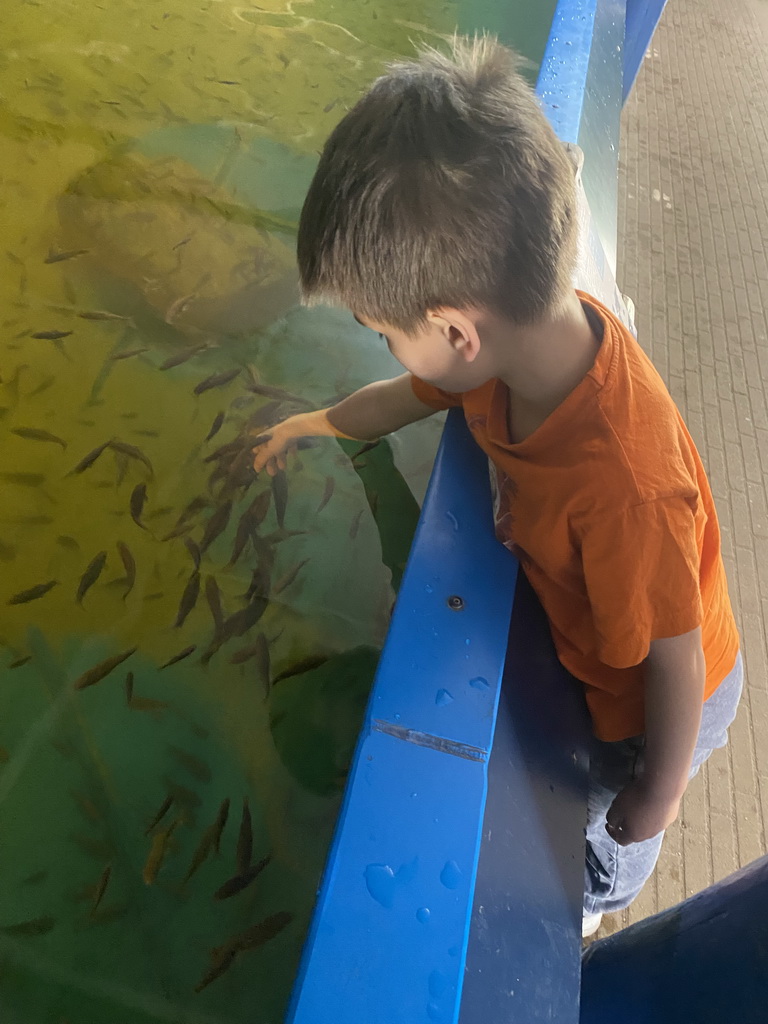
top-left (411, 290), bottom-right (739, 742)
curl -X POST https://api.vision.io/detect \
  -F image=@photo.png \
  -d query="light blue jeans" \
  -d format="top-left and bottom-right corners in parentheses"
top-left (583, 652), bottom-right (744, 916)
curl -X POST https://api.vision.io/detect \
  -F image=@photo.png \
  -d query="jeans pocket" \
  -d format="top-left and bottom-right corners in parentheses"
top-left (585, 838), bottom-right (617, 900)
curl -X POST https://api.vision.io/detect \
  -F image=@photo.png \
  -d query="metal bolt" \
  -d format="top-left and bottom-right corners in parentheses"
top-left (447, 595), bottom-right (464, 611)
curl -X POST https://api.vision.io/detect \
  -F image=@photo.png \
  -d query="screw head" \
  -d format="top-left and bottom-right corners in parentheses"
top-left (447, 595), bottom-right (464, 611)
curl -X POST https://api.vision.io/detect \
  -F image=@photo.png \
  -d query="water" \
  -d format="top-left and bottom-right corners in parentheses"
top-left (0, 1), bottom-right (556, 1020)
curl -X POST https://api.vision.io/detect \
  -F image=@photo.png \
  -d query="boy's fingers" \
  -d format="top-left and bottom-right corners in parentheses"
top-left (250, 432), bottom-right (273, 448)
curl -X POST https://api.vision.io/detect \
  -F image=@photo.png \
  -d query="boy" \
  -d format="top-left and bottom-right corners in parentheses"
top-left (252, 36), bottom-right (742, 937)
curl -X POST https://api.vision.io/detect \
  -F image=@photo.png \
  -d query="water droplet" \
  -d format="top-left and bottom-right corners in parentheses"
top-left (435, 689), bottom-right (454, 706)
top-left (469, 676), bottom-right (489, 690)
top-left (394, 713), bottom-right (401, 721)
top-left (429, 970), bottom-right (448, 998)
top-left (410, 791), bottom-right (417, 798)
top-left (427, 1004), bottom-right (442, 1022)
top-left (364, 864), bottom-right (395, 908)
top-left (445, 511), bottom-right (459, 530)
top-left (425, 583), bottom-right (434, 594)
top-left (465, 638), bottom-right (470, 646)
top-left (416, 906), bottom-right (430, 923)
top-left (440, 860), bottom-right (462, 890)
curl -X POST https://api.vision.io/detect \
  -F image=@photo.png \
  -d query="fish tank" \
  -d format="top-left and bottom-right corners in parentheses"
top-left (0, 1), bottom-right (557, 1021)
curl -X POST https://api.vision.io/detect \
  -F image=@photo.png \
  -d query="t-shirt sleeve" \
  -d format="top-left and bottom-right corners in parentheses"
top-left (410, 375), bottom-right (463, 412)
top-left (579, 497), bottom-right (704, 669)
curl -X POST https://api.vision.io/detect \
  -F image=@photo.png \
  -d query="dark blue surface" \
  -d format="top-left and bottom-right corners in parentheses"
top-left (623, 0), bottom-right (668, 101)
top-left (287, 411), bottom-right (518, 1024)
top-left (459, 573), bottom-right (590, 1024)
top-left (581, 854), bottom-right (768, 1023)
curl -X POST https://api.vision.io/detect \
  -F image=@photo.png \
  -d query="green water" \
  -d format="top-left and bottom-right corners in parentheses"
top-left (0, 2), bottom-right (556, 1021)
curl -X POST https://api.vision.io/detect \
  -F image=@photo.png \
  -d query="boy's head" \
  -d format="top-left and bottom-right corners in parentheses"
top-left (297, 34), bottom-right (577, 390)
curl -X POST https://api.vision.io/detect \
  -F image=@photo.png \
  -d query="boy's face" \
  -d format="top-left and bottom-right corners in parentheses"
top-left (353, 308), bottom-right (493, 393)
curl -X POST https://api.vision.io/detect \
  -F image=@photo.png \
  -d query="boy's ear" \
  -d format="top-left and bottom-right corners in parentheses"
top-left (427, 308), bottom-right (482, 363)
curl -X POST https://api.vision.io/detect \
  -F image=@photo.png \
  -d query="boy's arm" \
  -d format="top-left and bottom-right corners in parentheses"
top-left (606, 626), bottom-right (705, 846)
top-left (252, 374), bottom-right (439, 474)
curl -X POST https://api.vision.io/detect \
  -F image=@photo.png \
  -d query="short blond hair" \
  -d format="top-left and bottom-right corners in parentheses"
top-left (297, 34), bottom-right (577, 332)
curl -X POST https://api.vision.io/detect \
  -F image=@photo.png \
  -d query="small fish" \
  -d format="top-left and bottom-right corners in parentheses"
top-left (71, 790), bottom-right (102, 823)
top-left (323, 97), bottom-right (340, 113)
top-left (9, 655), bottom-right (32, 669)
top-left (91, 864), bottom-right (111, 915)
top-left (77, 551), bottom-right (107, 605)
top-left (1, 916), bottom-right (55, 937)
top-left (316, 476), bottom-right (335, 513)
top-left (0, 746), bottom-right (8, 763)
top-left (130, 696), bottom-right (170, 713)
top-left (174, 571), bottom-right (200, 628)
top-left (272, 654), bottom-right (330, 685)
top-left (205, 575), bottom-right (224, 632)
top-left (125, 671), bottom-right (134, 704)
top-left (226, 510), bottom-right (256, 569)
top-left (194, 947), bottom-right (237, 993)
top-left (109, 440), bottom-right (154, 476)
top-left (216, 910), bottom-right (292, 957)
top-left (8, 580), bottom-right (58, 605)
top-left (110, 347), bottom-right (148, 361)
top-left (236, 798), bottom-right (252, 874)
top-left (229, 632), bottom-right (270, 673)
top-left (182, 824), bottom-right (215, 886)
top-left (351, 440), bottom-right (381, 463)
top-left (271, 471), bottom-right (288, 528)
top-left (170, 745), bottom-right (211, 783)
top-left (205, 411), bottom-right (225, 442)
top-left (44, 248), bottom-right (88, 263)
top-left (349, 508), bottom-right (364, 540)
top-left (21, 870), bottom-right (48, 885)
top-left (56, 535), bottom-right (80, 551)
top-left (213, 855), bottom-right (271, 900)
top-left (199, 500), bottom-right (232, 554)
top-left (142, 819), bottom-right (179, 885)
top-left (212, 797), bottom-right (230, 855)
top-left (69, 440), bottom-right (111, 475)
top-left (160, 645), bottom-right (197, 670)
top-left (3, 515), bottom-right (53, 525)
top-left (31, 330), bottom-right (72, 341)
top-left (11, 427), bottom-right (67, 449)
top-left (27, 374), bottom-right (56, 398)
top-left (158, 343), bottom-right (208, 371)
top-left (194, 368), bottom-right (241, 395)
top-left (1, 471), bottom-right (45, 487)
top-left (130, 483), bottom-right (148, 530)
top-left (116, 541), bottom-right (136, 600)
top-left (144, 794), bottom-right (174, 835)
top-left (79, 310), bottom-right (132, 322)
top-left (273, 559), bottom-right (309, 596)
top-left (243, 380), bottom-right (312, 406)
top-left (73, 647), bottom-right (137, 690)
top-left (184, 537), bottom-right (201, 570)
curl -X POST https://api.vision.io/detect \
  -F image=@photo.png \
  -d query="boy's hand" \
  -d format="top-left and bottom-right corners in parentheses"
top-left (251, 416), bottom-right (304, 476)
top-left (605, 778), bottom-right (682, 846)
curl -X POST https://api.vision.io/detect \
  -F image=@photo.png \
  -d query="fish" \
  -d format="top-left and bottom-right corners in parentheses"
top-left (44, 248), bottom-right (88, 263)
top-left (11, 427), bottom-right (67, 449)
top-left (199, 500), bottom-right (232, 554)
top-left (272, 654), bottom-right (330, 685)
top-left (215, 910), bottom-right (292, 957)
top-left (271, 471), bottom-right (288, 528)
top-left (27, 374), bottom-right (56, 398)
top-left (69, 833), bottom-right (113, 860)
top-left (130, 483), bottom-right (148, 530)
top-left (316, 475), bottom-right (335, 513)
top-left (3, 515), bottom-right (53, 525)
top-left (170, 746), bottom-right (211, 783)
top-left (243, 381), bottom-right (312, 406)
top-left (78, 310), bottom-right (132, 322)
top-left (31, 330), bottom-right (72, 341)
top-left (56, 535), bottom-right (80, 551)
top-left (194, 947), bottom-right (237, 993)
top-left (108, 440), bottom-right (154, 477)
top-left (226, 508), bottom-right (257, 569)
top-left (182, 825), bottom-right (215, 886)
top-left (73, 647), bottom-right (137, 690)
top-left (90, 864), bottom-right (111, 915)
top-left (76, 551), bottom-right (107, 605)
top-left (351, 440), bottom-right (381, 463)
top-left (194, 368), bottom-right (241, 395)
top-left (213, 855), bottom-right (271, 900)
top-left (236, 798), bottom-right (252, 874)
top-left (273, 559), bottom-right (309, 596)
top-left (160, 645), bottom-right (196, 670)
top-left (8, 580), bottom-right (58, 605)
top-left (349, 508), bottom-right (364, 540)
top-left (1, 471), bottom-right (46, 487)
top-left (130, 696), bottom-right (170, 713)
top-left (9, 655), bottom-right (32, 669)
top-left (125, 671), bottom-right (134, 704)
top-left (229, 632), bottom-right (270, 674)
top-left (116, 541), bottom-right (136, 600)
top-left (68, 440), bottom-right (111, 475)
top-left (205, 575), bottom-right (224, 632)
top-left (71, 790), bottom-right (102, 823)
top-left (158, 343), bottom-right (208, 371)
top-left (110, 347), bottom-right (148, 361)
top-left (142, 819), bottom-right (179, 885)
top-left (184, 537), bottom-right (201, 570)
top-left (144, 794), bottom-right (174, 835)
top-left (174, 571), bottom-right (200, 628)
top-left (211, 797), bottom-right (230, 855)
top-left (21, 870), bottom-right (48, 885)
top-left (205, 411), bottom-right (225, 442)
top-left (1, 916), bottom-right (55, 936)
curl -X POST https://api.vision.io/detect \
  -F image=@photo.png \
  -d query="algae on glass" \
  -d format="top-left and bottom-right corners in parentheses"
top-left (0, 0), bottom-right (554, 1020)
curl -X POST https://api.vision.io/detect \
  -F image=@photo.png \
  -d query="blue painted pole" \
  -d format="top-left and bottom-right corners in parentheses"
top-left (581, 854), bottom-right (768, 1024)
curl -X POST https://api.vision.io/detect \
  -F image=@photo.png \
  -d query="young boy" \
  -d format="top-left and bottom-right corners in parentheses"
top-left (252, 36), bottom-right (742, 937)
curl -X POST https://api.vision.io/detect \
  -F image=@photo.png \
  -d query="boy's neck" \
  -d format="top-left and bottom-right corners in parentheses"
top-left (491, 290), bottom-right (602, 440)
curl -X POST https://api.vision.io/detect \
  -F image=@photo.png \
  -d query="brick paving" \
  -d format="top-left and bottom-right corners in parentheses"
top-left (599, 0), bottom-right (768, 936)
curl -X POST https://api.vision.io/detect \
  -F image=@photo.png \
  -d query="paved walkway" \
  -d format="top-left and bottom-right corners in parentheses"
top-left (602, 0), bottom-right (768, 936)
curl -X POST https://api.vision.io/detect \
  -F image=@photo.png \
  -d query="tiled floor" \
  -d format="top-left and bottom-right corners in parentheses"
top-left (598, 0), bottom-right (768, 937)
